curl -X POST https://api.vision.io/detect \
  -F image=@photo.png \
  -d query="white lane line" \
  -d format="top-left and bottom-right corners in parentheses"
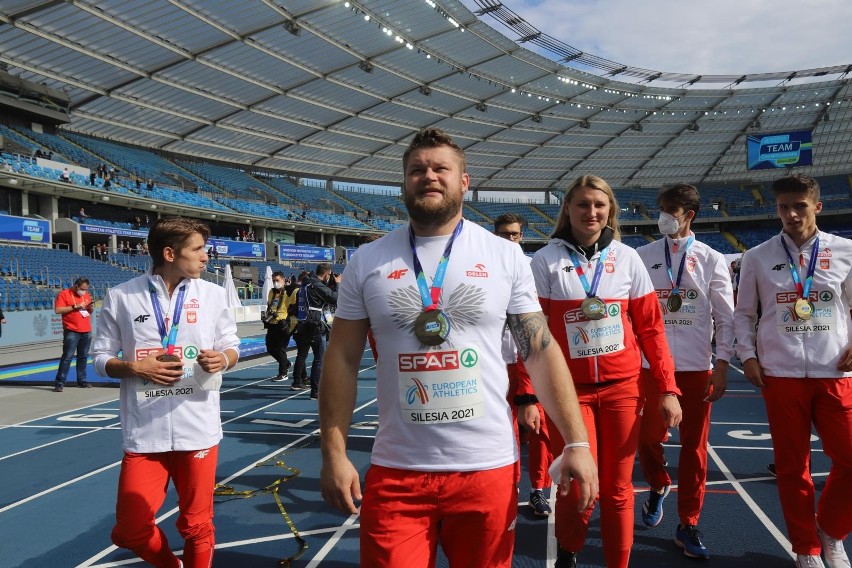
top-left (0, 461), bottom-right (120, 514)
top-left (706, 445), bottom-right (794, 559)
top-left (303, 514), bottom-right (361, 568)
top-left (85, 524), bottom-right (362, 567)
top-left (0, 422), bottom-right (120, 462)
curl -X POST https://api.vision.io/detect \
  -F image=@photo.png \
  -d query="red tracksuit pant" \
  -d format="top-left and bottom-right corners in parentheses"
top-left (763, 376), bottom-right (852, 554)
top-left (546, 378), bottom-right (641, 568)
top-left (111, 446), bottom-right (219, 568)
top-left (359, 463), bottom-right (517, 568)
top-left (638, 368), bottom-right (712, 526)
top-left (507, 362), bottom-right (552, 489)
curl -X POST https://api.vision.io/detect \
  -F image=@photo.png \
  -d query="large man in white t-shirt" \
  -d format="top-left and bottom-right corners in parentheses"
top-left (319, 128), bottom-right (598, 568)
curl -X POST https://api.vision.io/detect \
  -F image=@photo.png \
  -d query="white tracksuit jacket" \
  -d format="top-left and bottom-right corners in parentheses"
top-left (734, 230), bottom-right (852, 378)
top-left (93, 272), bottom-right (240, 452)
top-left (637, 235), bottom-right (735, 371)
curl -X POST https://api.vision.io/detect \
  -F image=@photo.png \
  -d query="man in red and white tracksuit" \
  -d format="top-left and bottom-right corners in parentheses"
top-left (636, 183), bottom-right (735, 559)
top-left (93, 217), bottom-right (240, 568)
top-left (735, 174), bottom-right (852, 568)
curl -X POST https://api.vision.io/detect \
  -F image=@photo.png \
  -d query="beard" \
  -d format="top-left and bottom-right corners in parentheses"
top-left (403, 186), bottom-right (463, 227)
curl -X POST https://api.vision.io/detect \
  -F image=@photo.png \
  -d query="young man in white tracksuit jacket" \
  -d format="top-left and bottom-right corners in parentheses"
top-left (734, 174), bottom-right (852, 568)
top-left (93, 217), bottom-right (240, 568)
top-left (636, 183), bottom-right (735, 560)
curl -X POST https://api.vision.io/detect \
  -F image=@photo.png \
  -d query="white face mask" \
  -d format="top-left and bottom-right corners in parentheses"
top-left (657, 212), bottom-right (681, 235)
top-left (273, 282), bottom-right (283, 290)
top-left (76, 289), bottom-right (87, 297)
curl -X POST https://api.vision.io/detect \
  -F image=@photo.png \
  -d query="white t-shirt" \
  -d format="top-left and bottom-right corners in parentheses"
top-left (336, 221), bottom-right (540, 471)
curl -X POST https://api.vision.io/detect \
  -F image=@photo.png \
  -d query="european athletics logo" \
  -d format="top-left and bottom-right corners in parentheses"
top-left (406, 377), bottom-right (430, 405)
top-left (572, 326), bottom-right (590, 346)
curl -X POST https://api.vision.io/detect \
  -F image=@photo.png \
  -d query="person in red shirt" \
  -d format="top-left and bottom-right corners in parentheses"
top-left (53, 277), bottom-right (95, 392)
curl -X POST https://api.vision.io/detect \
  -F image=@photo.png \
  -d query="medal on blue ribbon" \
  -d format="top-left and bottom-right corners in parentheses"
top-left (409, 221), bottom-right (463, 345)
top-left (568, 245), bottom-right (610, 320)
top-left (149, 283), bottom-right (187, 363)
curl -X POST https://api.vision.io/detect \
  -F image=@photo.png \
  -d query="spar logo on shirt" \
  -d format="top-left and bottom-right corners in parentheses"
top-left (184, 299), bottom-right (200, 309)
top-left (135, 346), bottom-right (183, 360)
top-left (398, 351), bottom-right (460, 371)
top-left (775, 291), bottom-right (819, 305)
top-left (563, 303), bottom-right (620, 324)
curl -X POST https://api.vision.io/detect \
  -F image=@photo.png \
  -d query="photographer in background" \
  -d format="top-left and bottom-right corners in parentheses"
top-left (264, 271), bottom-right (298, 383)
top-left (291, 263), bottom-right (339, 398)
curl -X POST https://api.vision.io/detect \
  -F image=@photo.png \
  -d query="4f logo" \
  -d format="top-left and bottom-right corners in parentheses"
top-left (562, 266), bottom-right (574, 272)
top-left (193, 450), bottom-right (210, 459)
top-left (387, 269), bottom-right (409, 280)
top-left (772, 264), bottom-right (786, 271)
top-left (134, 314), bottom-right (150, 323)
top-left (651, 263), bottom-right (662, 270)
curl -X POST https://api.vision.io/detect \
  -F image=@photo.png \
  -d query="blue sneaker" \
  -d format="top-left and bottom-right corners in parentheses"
top-left (529, 490), bottom-right (552, 517)
top-left (675, 524), bottom-right (710, 559)
top-left (642, 485), bottom-right (670, 527)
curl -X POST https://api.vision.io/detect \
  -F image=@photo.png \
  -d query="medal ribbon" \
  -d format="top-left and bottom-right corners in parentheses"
top-left (780, 235), bottom-right (819, 300)
top-left (408, 220), bottom-right (463, 311)
top-left (149, 283), bottom-right (188, 355)
top-left (568, 245), bottom-right (610, 299)
top-left (664, 235), bottom-right (694, 296)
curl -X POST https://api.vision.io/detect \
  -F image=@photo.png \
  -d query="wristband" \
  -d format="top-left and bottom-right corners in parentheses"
top-left (219, 351), bottom-right (230, 371)
top-left (514, 393), bottom-right (539, 406)
top-left (563, 442), bottom-right (591, 450)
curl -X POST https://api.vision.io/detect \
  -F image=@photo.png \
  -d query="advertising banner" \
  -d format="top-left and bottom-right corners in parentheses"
top-left (278, 244), bottom-right (335, 261)
top-left (208, 238), bottom-right (265, 258)
top-left (80, 224), bottom-right (148, 238)
top-left (0, 213), bottom-right (51, 244)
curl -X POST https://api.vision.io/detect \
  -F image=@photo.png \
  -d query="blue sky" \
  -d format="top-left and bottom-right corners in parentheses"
top-left (458, 0), bottom-right (852, 78)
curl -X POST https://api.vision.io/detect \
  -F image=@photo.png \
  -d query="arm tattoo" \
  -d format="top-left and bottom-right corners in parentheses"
top-left (506, 312), bottom-right (552, 361)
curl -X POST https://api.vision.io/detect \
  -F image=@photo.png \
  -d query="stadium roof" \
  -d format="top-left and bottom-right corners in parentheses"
top-left (2, 0), bottom-right (852, 192)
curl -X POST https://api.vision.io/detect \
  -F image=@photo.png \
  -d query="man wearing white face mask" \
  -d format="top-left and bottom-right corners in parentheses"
top-left (635, 183), bottom-right (735, 559)
top-left (53, 277), bottom-right (96, 391)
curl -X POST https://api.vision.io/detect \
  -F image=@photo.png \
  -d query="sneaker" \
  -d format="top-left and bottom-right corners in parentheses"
top-left (78, 382), bottom-right (92, 388)
top-left (270, 374), bottom-right (287, 382)
top-left (675, 524), bottom-right (710, 559)
top-left (797, 555), bottom-right (827, 568)
top-left (290, 382), bottom-right (307, 391)
top-left (642, 485), bottom-right (670, 527)
top-left (529, 489), bottom-right (552, 517)
top-left (818, 523), bottom-right (851, 568)
top-left (555, 547), bottom-right (577, 568)
top-left (309, 391), bottom-right (319, 400)
top-left (768, 463), bottom-right (777, 477)
top-left (52, 384), bottom-right (64, 392)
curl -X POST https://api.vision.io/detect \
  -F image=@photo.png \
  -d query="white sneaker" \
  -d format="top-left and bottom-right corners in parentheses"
top-left (818, 524), bottom-right (851, 568)
top-left (797, 554), bottom-right (826, 568)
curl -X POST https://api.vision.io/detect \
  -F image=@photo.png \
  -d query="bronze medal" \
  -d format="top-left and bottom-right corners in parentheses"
top-left (156, 353), bottom-right (182, 364)
top-left (794, 298), bottom-right (813, 320)
top-left (414, 310), bottom-right (451, 346)
top-left (580, 296), bottom-right (606, 320)
top-left (667, 293), bottom-right (683, 312)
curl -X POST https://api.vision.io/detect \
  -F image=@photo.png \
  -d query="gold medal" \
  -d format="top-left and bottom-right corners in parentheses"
top-left (581, 296), bottom-right (606, 320)
top-left (667, 293), bottom-right (683, 312)
top-left (794, 298), bottom-right (813, 320)
top-left (414, 310), bottom-right (451, 346)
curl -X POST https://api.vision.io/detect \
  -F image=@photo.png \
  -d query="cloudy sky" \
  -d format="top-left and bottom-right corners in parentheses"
top-left (459, 0), bottom-right (852, 78)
